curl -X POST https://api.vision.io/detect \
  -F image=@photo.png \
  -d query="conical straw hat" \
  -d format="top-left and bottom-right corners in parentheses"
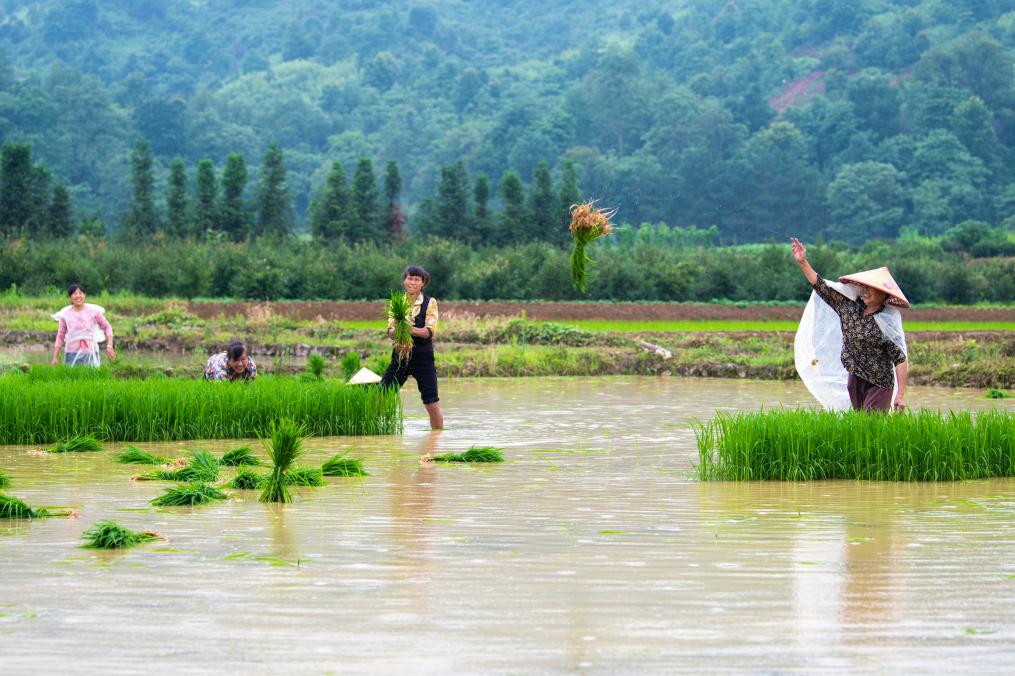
top-left (838, 267), bottom-right (910, 308)
top-left (348, 367), bottom-right (382, 385)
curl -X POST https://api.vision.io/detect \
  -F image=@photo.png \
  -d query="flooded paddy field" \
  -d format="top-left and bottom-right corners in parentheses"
top-left (2, 377), bottom-right (1014, 673)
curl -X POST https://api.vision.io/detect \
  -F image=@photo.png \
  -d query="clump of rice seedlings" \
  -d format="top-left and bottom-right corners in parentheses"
top-left (341, 351), bottom-right (362, 381)
top-left (258, 418), bottom-right (307, 503)
top-left (151, 482), bottom-right (227, 507)
top-left (986, 388), bottom-right (1010, 399)
top-left (49, 434), bottom-right (104, 453)
top-left (219, 446), bottom-right (261, 466)
top-left (304, 354), bottom-right (326, 381)
top-left (430, 446), bottom-right (505, 463)
top-left (568, 200), bottom-right (616, 293)
top-left (116, 446), bottom-right (168, 465)
top-left (80, 520), bottom-right (162, 549)
top-left (284, 466), bottom-right (325, 487)
top-left (227, 470), bottom-right (266, 490)
top-left (696, 408), bottom-right (1015, 482)
top-left (0, 493), bottom-right (71, 518)
top-left (387, 290), bottom-right (413, 364)
top-left (0, 468), bottom-right (9, 488)
top-left (138, 449), bottom-right (219, 482)
top-left (321, 452), bottom-right (368, 477)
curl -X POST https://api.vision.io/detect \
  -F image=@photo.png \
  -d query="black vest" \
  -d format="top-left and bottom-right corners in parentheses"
top-left (412, 295), bottom-right (434, 352)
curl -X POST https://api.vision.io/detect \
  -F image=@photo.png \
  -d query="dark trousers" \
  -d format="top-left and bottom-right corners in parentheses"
top-left (847, 373), bottom-right (893, 412)
top-left (379, 348), bottom-right (439, 405)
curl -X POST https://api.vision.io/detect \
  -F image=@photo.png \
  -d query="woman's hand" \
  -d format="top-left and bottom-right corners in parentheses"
top-left (893, 394), bottom-right (906, 412)
top-left (790, 237), bottom-right (807, 264)
top-left (51, 356), bottom-right (59, 367)
top-left (106, 346), bottom-right (116, 361)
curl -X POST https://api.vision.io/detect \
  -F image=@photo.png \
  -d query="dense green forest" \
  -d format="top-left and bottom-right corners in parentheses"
top-left (1, 0), bottom-right (1014, 246)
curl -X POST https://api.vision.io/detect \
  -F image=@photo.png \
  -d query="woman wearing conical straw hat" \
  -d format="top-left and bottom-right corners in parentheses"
top-left (790, 238), bottom-right (910, 413)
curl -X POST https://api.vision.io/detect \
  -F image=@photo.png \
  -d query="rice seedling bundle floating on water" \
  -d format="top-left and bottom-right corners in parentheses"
top-left (116, 446), bottom-right (168, 465)
top-left (0, 493), bottom-right (70, 518)
top-left (48, 434), bottom-right (104, 453)
top-left (0, 374), bottom-right (402, 444)
top-left (431, 446), bottom-right (505, 463)
top-left (80, 521), bottom-right (162, 549)
top-left (219, 446), bottom-right (261, 466)
top-left (568, 200), bottom-right (617, 293)
top-left (227, 470), bottom-right (266, 490)
top-left (138, 449), bottom-right (219, 482)
top-left (387, 290), bottom-right (414, 365)
top-left (695, 409), bottom-right (1015, 482)
top-left (259, 418), bottom-right (306, 504)
top-left (151, 482), bottom-right (228, 507)
top-left (321, 452), bottom-right (368, 477)
top-left (284, 466), bottom-right (325, 487)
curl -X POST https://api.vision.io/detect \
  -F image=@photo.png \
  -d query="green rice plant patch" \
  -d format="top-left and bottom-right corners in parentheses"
top-left (151, 482), bottom-right (228, 507)
top-left (0, 493), bottom-right (71, 518)
top-left (431, 446), bottom-right (505, 463)
top-left (341, 351), bottom-right (361, 381)
top-left (219, 446), bottom-right (262, 466)
top-left (696, 409), bottom-right (1015, 482)
top-left (321, 452), bottom-right (368, 477)
top-left (80, 521), bottom-right (163, 549)
top-left (259, 418), bottom-right (306, 503)
top-left (305, 354), bottom-right (326, 381)
top-left (227, 470), bottom-right (266, 490)
top-left (49, 435), bottom-right (104, 453)
top-left (285, 466), bottom-right (325, 487)
top-left (986, 388), bottom-right (1010, 399)
top-left (0, 469), bottom-right (9, 488)
top-left (138, 449), bottom-right (219, 482)
top-left (116, 446), bottom-right (168, 465)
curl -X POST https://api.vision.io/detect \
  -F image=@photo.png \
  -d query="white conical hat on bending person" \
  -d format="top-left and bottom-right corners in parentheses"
top-left (838, 267), bottom-right (911, 308)
top-left (348, 367), bottom-right (382, 385)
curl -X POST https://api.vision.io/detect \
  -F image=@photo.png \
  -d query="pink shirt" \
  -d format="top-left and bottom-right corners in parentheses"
top-left (54, 304), bottom-right (113, 352)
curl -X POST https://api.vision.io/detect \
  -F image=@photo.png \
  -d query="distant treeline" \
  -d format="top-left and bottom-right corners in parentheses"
top-left (2, 230), bottom-right (1012, 304)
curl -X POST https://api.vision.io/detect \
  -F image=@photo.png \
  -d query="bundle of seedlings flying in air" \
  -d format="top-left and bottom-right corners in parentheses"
top-left (387, 290), bottom-right (414, 364)
top-left (138, 449), bottom-right (219, 482)
top-left (430, 446), bottom-right (505, 463)
top-left (302, 354), bottom-right (326, 382)
top-left (284, 466), bottom-right (325, 487)
top-left (219, 446), bottom-right (262, 466)
top-left (258, 418), bottom-right (307, 504)
top-left (321, 451), bottom-right (368, 477)
top-left (116, 446), bottom-right (169, 465)
top-left (568, 200), bottom-right (617, 293)
top-left (48, 434), bottom-right (104, 453)
top-left (150, 482), bottom-right (228, 507)
top-left (227, 470), bottom-right (266, 490)
top-left (0, 493), bottom-right (71, 518)
top-left (80, 520), bottom-right (163, 549)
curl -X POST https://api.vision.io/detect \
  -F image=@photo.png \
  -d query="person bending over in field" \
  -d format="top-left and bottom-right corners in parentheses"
top-left (380, 265), bottom-right (444, 430)
top-left (204, 340), bottom-right (257, 382)
top-left (790, 237), bottom-right (909, 413)
top-left (51, 283), bottom-right (116, 368)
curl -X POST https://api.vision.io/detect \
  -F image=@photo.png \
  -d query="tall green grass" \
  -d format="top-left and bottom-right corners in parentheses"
top-left (696, 409), bottom-right (1015, 481)
top-left (0, 374), bottom-right (402, 444)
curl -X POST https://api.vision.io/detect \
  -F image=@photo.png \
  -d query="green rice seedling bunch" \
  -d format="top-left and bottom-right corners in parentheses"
top-left (387, 290), bottom-right (413, 364)
top-left (987, 388), bottom-right (1010, 399)
top-left (49, 434), bottom-right (104, 453)
top-left (568, 200), bottom-right (617, 293)
top-left (116, 446), bottom-right (168, 465)
top-left (80, 521), bottom-right (162, 549)
top-left (0, 493), bottom-right (62, 518)
top-left (219, 446), bottom-right (262, 466)
top-left (151, 482), bottom-right (228, 507)
top-left (341, 351), bottom-right (362, 381)
top-left (0, 375), bottom-right (402, 443)
top-left (227, 470), bottom-right (266, 490)
top-left (321, 452), bottom-right (368, 477)
top-left (431, 446), bottom-right (505, 463)
top-left (305, 354), bottom-right (326, 381)
top-left (139, 449), bottom-right (219, 482)
top-left (259, 418), bottom-right (306, 503)
top-left (695, 408), bottom-right (1015, 482)
top-left (0, 468), bottom-right (9, 488)
top-left (284, 466), bottom-right (325, 487)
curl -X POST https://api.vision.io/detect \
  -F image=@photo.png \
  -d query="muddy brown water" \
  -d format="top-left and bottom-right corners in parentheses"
top-left (2, 377), bottom-right (1014, 673)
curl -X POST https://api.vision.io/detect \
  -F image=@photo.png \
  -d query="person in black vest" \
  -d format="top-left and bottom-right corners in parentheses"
top-left (380, 265), bottom-right (444, 429)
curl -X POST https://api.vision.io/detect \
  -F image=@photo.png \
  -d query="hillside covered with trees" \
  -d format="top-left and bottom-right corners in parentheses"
top-left (1, 0), bottom-right (1014, 263)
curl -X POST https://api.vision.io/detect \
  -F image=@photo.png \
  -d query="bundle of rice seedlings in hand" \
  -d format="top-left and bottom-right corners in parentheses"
top-left (49, 434), bottom-right (104, 453)
top-left (258, 418), bottom-right (307, 504)
top-left (568, 200), bottom-right (617, 293)
top-left (284, 466), bottom-right (325, 487)
top-left (430, 446), bottom-right (505, 463)
top-left (387, 290), bottom-right (413, 365)
top-left (227, 470), bottom-right (266, 490)
top-left (219, 446), bottom-right (262, 466)
top-left (80, 520), bottom-right (163, 549)
top-left (321, 452), bottom-right (368, 477)
top-left (341, 351), bottom-right (362, 381)
top-left (0, 493), bottom-right (70, 518)
top-left (116, 446), bottom-right (168, 465)
top-left (151, 482), bottom-right (227, 507)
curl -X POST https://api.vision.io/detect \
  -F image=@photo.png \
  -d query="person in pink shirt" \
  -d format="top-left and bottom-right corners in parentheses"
top-left (51, 284), bottom-right (116, 367)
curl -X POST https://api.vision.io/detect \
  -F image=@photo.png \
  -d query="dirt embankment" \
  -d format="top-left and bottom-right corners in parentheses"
top-left (186, 301), bottom-right (1014, 323)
